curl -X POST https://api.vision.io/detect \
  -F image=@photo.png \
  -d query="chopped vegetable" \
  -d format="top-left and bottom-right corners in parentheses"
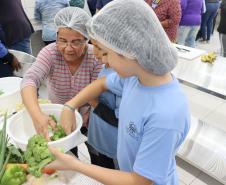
top-left (49, 114), bottom-right (57, 123)
top-left (0, 90), bottom-right (4, 96)
top-left (6, 163), bottom-right (28, 170)
top-left (41, 167), bottom-right (56, 175)
top-left (6, 163), bottom-right (56, 175)
top-left (0, 164), bottom-right (27, 185)
top-left (50, 125), bottom-right (66, 141)
top-left (48, 114), bottom-right (66, 141)
top-left (200, 52), bottom-right (217, 63)
top-left (24, 135), bottom-right (55, 177)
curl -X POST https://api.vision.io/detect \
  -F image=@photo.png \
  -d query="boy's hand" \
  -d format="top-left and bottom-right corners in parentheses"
top-left (89, 99), bottom-right (99, 108)
top-left (46, 147), bottom-right (78, 171)
top-left (61, 105), bottom-right (76, 135)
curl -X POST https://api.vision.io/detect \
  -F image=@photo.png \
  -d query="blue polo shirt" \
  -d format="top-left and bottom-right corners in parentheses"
top-left (106, 73), bottom-right (190, 185)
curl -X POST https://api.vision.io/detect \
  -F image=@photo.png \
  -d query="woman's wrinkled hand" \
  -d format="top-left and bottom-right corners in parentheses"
top-left (33, 113), bottom-right (57, 141)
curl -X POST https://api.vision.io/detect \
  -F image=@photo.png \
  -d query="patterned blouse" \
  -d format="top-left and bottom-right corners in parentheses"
top-left (146, 0), bottom-right (181, 42)
top-left (21, 43), bottom-right (102, 127)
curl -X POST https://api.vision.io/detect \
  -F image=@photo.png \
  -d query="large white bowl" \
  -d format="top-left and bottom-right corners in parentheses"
top-left (7, 104), bottom-right (83, 152)
top-left (0, 77), bottom-right (22, 112)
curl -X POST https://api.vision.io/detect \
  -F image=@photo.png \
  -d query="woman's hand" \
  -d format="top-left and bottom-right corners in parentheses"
top-left (32, 112), bottom-right (56, 141)
top-left (61, 104), bottom-right (76, 135)
top-left (46, 147), bottom-right (78, 171)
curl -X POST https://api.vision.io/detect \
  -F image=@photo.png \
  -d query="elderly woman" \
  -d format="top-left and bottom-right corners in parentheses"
top-left (21, 7), bottom-right (102, 139)
top-left (146, 0), bottom-right (182, 42)
top-left (47, 0), bottom-right (190, 185)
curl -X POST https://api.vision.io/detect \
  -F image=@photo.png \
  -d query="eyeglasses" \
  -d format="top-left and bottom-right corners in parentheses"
top-left (56, 39), bottom-right (88, 48)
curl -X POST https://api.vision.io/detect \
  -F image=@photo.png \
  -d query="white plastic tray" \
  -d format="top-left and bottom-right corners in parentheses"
top-left (173, 44), bottom-right (206, 60)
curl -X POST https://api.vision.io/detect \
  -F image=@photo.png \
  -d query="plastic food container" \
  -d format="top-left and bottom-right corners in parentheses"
top-left (7, 104), bottom-right (83, 152)
top-left (0, 77), bottom-right (22, 112)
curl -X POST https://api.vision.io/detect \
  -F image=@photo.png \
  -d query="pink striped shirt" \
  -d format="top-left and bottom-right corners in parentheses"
top-left (21, 43), bottom-right (102, 126)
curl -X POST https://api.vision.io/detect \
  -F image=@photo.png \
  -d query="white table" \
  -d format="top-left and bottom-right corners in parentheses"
top-left (173, 46), bottom-right (226, 184)
top-left (23, 171), bottom-right (103, 185)
top-left (173, 55), bottom-right (226, 98)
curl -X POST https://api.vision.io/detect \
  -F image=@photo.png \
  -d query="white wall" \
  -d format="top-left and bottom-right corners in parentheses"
top-left (21, 0), bottom-right (44, 56)
top-left (21, 0), bottom-right (35, 19)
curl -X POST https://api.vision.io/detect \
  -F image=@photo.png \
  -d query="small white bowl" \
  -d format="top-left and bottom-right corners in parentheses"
top-left (0, 77), bottom-right (22, 112)
top-left (7, 104), bottom-right (83, 152)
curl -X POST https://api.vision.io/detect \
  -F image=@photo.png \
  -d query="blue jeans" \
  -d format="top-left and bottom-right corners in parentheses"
top-left (177, 26), bottom-right (200, 48)
top-left (200, 2), bottom-right (220, 41)
top-left (9, 37), bottom-right (32, 54)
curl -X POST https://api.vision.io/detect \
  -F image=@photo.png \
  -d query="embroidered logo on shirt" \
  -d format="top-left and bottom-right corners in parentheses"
top-left (127, 122), bottom-right (139, 140)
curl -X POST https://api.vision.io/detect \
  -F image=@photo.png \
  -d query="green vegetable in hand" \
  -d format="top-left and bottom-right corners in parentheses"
top-left (24, 135), bottom-right (55, 177)
top-left (49, 114), bottom-right (57, 123)
top-left (50, 125), bottom-right (67, 141)
top-left (0, 165), bottom-right (27, 185)
top-left (48, 114), bottom-right (66, 141)
top-left (0, 90), bottom-right (4, 96)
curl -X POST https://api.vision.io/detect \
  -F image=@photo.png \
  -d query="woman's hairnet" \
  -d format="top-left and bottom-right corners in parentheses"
top-left (54, 7), bottom-right (91, 39)
top-left (86, 0), bottom-right (178, 75)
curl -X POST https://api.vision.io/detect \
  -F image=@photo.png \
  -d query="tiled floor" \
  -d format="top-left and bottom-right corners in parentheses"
top-left (196, 30), bottom-right (221, 54)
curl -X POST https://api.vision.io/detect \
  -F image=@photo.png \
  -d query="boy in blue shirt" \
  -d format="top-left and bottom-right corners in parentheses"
top-left (47, 0), bottom-right (190, 184)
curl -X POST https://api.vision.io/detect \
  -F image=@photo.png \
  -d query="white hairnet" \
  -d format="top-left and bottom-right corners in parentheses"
top-left (54, 7), bottom-right (91, 39)
top-left (86, 0), bottom-right (178, 75)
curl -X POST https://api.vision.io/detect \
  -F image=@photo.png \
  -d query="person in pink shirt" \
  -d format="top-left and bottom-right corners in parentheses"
top-left (21, 7), bottom-right (102, 140)
top-left (146, 0), bottom-right (181, 42)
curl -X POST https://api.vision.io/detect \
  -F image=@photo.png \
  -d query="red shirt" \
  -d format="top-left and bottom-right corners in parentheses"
top-left (146, 0), bottom-right (181, 42)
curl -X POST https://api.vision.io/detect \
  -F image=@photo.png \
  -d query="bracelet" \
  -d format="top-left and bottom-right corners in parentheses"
top-left (64, 104), bottom-right (75, 112)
